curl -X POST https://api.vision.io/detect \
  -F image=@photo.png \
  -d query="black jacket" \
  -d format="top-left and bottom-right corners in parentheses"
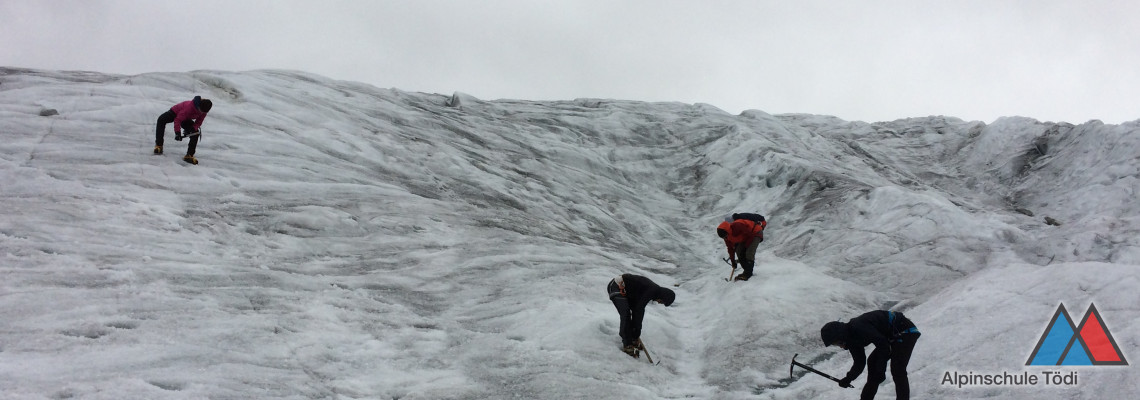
top-left (839, 310), bottom-right (918, 381)
top-left (619, 274), bottom-right (673, 341)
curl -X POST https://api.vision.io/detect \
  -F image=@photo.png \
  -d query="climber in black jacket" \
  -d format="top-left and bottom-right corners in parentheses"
top-left (821, 310), bottom-right (921, 400)
top-left (607, 274), bottom-right (675, 358)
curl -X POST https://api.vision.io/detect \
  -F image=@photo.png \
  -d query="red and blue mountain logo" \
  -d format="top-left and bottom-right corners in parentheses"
top-left (1026, 303), bottom-right (1128, 366)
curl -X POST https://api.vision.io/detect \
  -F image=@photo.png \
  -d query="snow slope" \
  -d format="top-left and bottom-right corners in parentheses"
top-left (1, 67), bottom-right (1137, 399)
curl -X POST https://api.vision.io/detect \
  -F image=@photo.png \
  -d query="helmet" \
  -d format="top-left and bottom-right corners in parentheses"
top-left (821, 321), bottom-right (847, 346)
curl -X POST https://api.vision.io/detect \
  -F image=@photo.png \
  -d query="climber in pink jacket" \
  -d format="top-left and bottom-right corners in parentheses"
top-left (154, 96), bottom-right (212, 165)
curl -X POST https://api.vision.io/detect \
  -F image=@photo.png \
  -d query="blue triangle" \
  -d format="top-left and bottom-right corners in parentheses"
top-left (1028, 306), bottom-right (1078, 365)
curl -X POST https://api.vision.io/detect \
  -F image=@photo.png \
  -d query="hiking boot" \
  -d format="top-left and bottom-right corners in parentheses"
top-left (182, 155), bottom-right (198, 165)
top-left (153, 145), bottom-right (163, 154)
top-left (734, 274), bottom-right (752, 282)
top-left (621, 344), bottom-right (640, 358)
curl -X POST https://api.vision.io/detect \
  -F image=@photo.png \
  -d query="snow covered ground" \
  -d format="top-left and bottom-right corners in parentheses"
top-left (1, 67), bottom-right (1138, 399)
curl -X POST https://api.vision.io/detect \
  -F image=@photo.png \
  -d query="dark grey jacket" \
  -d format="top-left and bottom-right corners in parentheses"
top-left (839, 310), bottom-right (919, 381)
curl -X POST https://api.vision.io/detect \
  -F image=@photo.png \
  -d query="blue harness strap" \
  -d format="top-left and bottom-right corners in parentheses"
top-left (888, 311), bottom-right (920, 341)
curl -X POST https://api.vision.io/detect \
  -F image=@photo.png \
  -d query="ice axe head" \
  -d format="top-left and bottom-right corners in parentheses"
top-left (790, 353), bottom-right (798, 378)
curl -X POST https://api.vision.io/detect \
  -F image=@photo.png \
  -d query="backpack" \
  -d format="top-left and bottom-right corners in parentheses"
top-left (732, 213), bottom-right (767, 240)
top-left (732, 213), bottom-right (766, 225)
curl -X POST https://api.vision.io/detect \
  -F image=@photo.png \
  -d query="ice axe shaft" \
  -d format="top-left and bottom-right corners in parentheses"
top-left (790, 354), bottom-right (845, 385)
top-left (722, 258), bottom-right (736, 281)
top-left (638, 341), bottom-right (657, 365)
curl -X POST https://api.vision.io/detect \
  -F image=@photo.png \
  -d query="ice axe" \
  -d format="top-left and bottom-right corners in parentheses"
top-left (722, 257), bottom-right (736, 281)
top-left (790, 354), bottom-right (851, 388)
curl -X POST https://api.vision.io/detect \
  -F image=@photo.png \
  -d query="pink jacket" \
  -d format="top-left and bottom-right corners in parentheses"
top-left (170, 100), bottom-right (208, 134)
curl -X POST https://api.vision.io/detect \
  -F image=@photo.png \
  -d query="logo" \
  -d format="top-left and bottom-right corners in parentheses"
top-left (1026, 303), bottom-right (1128, 366)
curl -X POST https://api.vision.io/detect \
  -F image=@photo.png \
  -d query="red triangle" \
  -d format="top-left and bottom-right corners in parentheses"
top-left (1078, 305), bottom-right (1127, 364)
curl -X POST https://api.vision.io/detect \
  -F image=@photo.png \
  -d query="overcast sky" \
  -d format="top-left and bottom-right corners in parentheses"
top-left (3, 0), bottom-right (1137, 124)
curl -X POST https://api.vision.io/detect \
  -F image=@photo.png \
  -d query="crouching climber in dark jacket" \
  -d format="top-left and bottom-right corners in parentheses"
top-left (607, 274), bottom-right (675, 358)
top-left (821, 310), bottom-right (921, 400)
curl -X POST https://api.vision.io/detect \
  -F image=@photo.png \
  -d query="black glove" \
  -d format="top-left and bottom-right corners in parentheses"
top-left (175, 133), bottom-right (183, 141)
top-left (838, 377), bottom-right (853, 388)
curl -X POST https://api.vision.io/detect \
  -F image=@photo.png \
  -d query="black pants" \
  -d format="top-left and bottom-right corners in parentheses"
top-left (862, 332), bottom-right (920, 400)
top-left (156, 110), bottom-right (199, 155)
top-left (607, 280), bottom-right (634, 347)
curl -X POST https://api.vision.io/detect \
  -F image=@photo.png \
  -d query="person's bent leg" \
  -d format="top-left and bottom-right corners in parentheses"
top-left (155, 110), bottom-right (175, 146)
top-left (187, 135), bottom-right (199, 156)
top-left (739, 259), bottom-right (755, 278)
top-left (890, 333), bottom-right (919, 400)
top-left (861, 346), bottom-right (890, 400)
top-left (178, 120), bottom-right (199, 156)
top-left (608, 280), bottom-right (633, 346)
top-left (739, 237), bottom-right (761, 278)
top-left (179, 120), bottom-right (196, 139)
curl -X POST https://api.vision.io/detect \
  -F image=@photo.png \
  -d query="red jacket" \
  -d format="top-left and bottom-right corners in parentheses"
top-left (170, 100), bottom-right (208, 134)
top-left (721, 219), bottom-right (765, 260)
